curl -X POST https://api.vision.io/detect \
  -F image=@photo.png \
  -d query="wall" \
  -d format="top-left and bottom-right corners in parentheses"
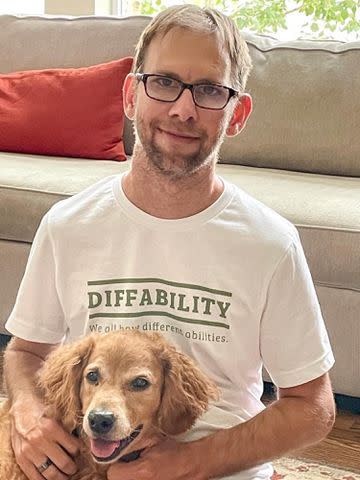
top-left (45, 0), bottom-right (112, 15)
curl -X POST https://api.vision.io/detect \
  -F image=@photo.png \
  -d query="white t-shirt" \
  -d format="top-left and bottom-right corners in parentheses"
top-left (6, 174), bottom-right (334, 480)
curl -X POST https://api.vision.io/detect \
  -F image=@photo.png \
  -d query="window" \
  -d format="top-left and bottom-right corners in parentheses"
top-left (0, 0), bottom-right (44, 14)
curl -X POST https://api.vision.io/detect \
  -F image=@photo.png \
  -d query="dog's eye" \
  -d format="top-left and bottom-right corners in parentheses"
top-left (86, 371), bottom-right (100, 385)
top-left (130, 377), bottom-right (150, 391)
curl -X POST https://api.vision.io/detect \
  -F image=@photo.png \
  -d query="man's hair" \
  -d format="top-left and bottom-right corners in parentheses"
top-left (133, 4), bottom-right (253, 92)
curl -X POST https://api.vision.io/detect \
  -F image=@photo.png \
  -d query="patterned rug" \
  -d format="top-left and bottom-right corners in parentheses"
top-left (272, 456), bottom-right (360, 479)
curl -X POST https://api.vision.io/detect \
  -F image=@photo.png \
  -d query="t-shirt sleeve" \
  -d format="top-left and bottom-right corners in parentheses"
top-left (260, 235), bottom-right (335, 388)
top-left (5, 211), bottom-right (67, 343)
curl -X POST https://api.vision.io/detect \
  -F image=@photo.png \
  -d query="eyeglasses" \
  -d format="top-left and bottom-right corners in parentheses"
top-left (135, 73), bottom-right (239, 110)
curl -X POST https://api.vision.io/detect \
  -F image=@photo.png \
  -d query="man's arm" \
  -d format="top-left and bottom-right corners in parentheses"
top-left (107, 372), bottom-right (335, 480)
top-left (193, 372), bottom-right (335, 478)
top-left (4, 337), bottom-right (57, 403)
top-left (4, 337), bottom-right (80, 480)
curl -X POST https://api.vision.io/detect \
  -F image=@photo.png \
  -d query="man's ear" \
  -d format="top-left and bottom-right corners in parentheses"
top-left (123, 73), bottom-right (137, 121)
top-left (226, 93), bottom-right (252, 137)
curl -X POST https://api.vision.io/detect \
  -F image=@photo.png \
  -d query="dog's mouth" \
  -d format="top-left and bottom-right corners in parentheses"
top-left (90, 425), bottom-right (143, 462)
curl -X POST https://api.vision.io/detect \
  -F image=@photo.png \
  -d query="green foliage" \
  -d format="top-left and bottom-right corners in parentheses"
top-left (130, 0), bottom-right (167, 15)
top-left (132, 0), bottom-right (360, 39)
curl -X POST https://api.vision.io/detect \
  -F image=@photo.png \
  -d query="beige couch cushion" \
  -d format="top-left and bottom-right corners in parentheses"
top-left (220, 165), bottom-right (360, 292)
top-left (220, 33), bottom-right (360, 177)
top-left (0, 15), bottom-right (150, 73)
top-left (0, 153), bottom-right (130, 243)
top-left (1, 154), bottom-right (359, 293)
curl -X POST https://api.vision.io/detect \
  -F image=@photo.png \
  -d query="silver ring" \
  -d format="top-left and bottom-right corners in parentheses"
top-left (37, 458), bottom-right (53, 474)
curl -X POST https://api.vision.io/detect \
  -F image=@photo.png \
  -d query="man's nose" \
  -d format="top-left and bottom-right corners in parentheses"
top-left (168, 88), bottom-right (198, 122)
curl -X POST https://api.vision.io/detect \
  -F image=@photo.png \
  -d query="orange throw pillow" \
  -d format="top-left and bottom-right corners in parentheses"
top-left (0, 57), bottom-right (133, 160)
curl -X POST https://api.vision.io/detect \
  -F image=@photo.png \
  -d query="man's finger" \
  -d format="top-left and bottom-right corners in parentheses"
top-left (42, 441), bottom-right (78, 476)
top-left (53, 423), bottom-right (80, 457)
top-left (12, 419), bottom-right (78, 478)
top-left (35, 418), bottom-right (80, 457)
top-left (11, 427), bottom-right (44, 480)
top-left (36, 460), bottom-right (68, 480)
top-left (17, 456), bottom-right (49, 480)
top-left (22, 430), bottom-right (78, 476)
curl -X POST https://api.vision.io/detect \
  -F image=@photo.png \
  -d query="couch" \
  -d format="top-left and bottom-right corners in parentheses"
top-left (0, 14), bottom-right (359, 399)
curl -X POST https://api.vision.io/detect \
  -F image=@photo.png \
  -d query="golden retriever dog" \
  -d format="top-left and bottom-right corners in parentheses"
top-left (0, 330), bottom-right (217, 479)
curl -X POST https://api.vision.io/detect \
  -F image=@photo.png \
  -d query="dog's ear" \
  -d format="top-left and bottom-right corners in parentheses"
top-left (156, 340), bottom-right (219, 435)
top-left (37, 335), bottom-right (95, 432)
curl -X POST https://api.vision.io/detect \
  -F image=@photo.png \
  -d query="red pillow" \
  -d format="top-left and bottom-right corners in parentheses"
top-left (0, 57), bottom-right (133, 160)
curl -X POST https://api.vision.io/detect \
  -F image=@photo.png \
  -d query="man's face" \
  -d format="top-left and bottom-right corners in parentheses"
top-left (130, 28), bottom-right (236, 179)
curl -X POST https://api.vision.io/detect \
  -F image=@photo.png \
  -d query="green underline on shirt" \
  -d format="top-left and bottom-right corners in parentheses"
top-left (87, 278), bottom-right (232, 297)
top-left (88, 311), bottom-right (230, 329)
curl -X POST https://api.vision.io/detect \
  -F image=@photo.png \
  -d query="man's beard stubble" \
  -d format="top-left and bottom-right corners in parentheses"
top-left (134, 116), bottom-right (227, 180)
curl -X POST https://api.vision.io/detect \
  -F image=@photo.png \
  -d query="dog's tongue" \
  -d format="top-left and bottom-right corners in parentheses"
top-left (90, 438), bottom-right (121, 458)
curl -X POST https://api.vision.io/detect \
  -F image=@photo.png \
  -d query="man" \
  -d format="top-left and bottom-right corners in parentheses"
top-left (4, 5), bottom-right (335, 480)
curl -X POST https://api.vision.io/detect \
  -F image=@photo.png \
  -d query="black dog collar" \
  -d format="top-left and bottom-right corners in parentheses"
top-left (120, 449), bottom-right (144, 462)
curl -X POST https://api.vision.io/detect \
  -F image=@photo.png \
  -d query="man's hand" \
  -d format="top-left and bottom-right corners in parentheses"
top-left (107, 438), bottom-right (206, 480)
top-left (10, 399), bottom-right (80, 480)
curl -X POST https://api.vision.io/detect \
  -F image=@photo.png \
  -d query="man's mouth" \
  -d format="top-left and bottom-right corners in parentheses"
top-left (90, 425), bottom-right (143, 462)
top-left (159, 128), bottom-right (200, 140)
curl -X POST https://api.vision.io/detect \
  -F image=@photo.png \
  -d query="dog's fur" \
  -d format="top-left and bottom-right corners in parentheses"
top-left (0, 330), bottom-right (218, 479)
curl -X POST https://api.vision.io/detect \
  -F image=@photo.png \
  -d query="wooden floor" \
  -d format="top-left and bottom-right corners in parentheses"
top-left (295, 408), bottom-right (360, 471)
top-left (263, 393), bottom-right (360, 472)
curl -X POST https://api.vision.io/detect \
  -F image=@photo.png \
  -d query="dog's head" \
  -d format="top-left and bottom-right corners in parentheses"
top-left (38, 330), bottom-right (218, 464)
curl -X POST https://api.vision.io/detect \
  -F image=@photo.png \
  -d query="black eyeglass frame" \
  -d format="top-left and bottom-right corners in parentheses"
top-left (135, 73), bottom-right (239, 110)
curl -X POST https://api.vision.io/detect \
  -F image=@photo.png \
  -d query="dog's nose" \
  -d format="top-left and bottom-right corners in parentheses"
top-left (88, 410), bottom-right (115, 435)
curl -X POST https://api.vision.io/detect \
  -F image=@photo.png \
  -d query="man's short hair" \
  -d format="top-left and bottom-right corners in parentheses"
top-left (133, 4), bottom-right (253, 92)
